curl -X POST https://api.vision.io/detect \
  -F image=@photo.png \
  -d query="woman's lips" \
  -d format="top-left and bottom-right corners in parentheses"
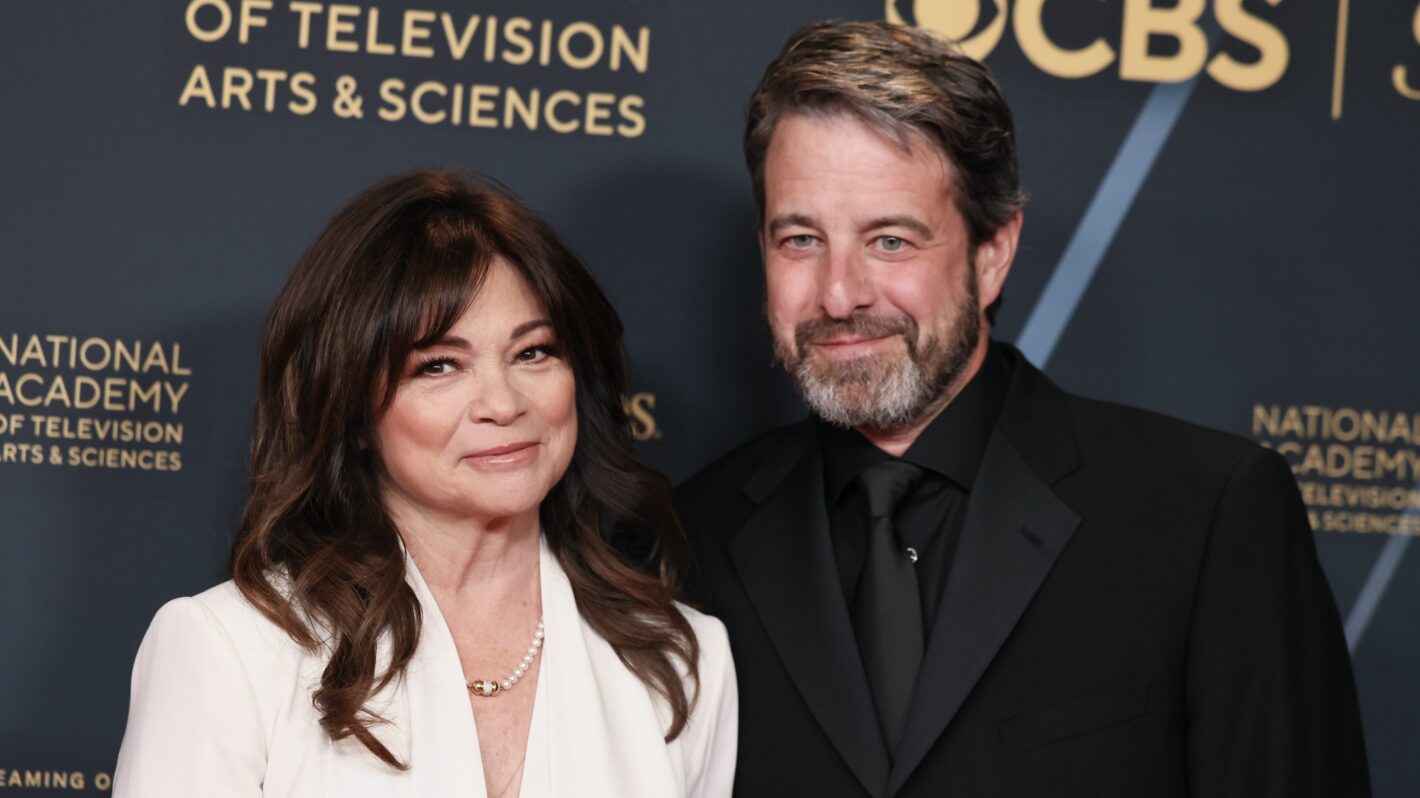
top-left (462, 441), bottom-right (539, 469)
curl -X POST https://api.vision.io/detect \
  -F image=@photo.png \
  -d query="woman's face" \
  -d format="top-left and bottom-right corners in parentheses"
top-left (374, 258), bottom-right (577, 529)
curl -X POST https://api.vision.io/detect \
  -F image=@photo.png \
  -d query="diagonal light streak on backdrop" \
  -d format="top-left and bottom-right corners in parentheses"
top-left (1345, 512), bottom-right (1413, 653)
top-left (1015, 75), bottom-right (1203, 367)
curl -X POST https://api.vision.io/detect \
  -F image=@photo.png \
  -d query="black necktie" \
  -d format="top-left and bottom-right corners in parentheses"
top-left (851, 460), bottom-right (926, 753)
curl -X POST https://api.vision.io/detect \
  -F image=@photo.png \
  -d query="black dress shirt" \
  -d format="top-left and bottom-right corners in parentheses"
top-left (820, 344), bottom-right (1010, 640)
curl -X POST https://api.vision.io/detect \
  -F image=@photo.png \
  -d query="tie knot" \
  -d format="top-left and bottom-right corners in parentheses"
top-left (856, 460), bottom-right (925, 519)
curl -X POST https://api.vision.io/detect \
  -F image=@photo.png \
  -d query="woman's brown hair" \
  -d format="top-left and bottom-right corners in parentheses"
top-left (230, 169), bottom-right (698, 767)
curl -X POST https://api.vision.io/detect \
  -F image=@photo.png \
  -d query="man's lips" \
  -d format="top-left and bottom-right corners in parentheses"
top-left (808, 334), bottom-right (897, 352)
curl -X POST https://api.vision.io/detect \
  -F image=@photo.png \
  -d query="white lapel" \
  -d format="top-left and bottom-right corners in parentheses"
top-left (325, 551), bottom-right (485, 797)
top-left (324, 538), bottom-right (680, 797)
top-left (401, 549), bottom-right (489, 796)
top-left (534, 539), bottom-right (680, 798)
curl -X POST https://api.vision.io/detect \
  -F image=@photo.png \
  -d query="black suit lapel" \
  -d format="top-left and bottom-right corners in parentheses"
top-left (729, 426), bottom-right (891, 797)
top-left (887, 349), bottom-right (1084, 795)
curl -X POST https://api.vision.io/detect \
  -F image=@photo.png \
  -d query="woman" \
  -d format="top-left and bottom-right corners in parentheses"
top-left (113, 170), bottom-right (737, 797)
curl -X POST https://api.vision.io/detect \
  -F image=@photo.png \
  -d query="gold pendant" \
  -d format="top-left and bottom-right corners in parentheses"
top-left (467, 679), bottom-right (501, 697)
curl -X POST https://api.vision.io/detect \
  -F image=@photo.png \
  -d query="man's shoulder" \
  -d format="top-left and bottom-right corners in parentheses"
top-left (674, 420), bottom-right (812, 527)
top-left (677, 420), bottom-right (810, 497)
top-left (1055, 388), bottom-right (1267, 483)
top-left (998, 344), bottom-right (1266, 485)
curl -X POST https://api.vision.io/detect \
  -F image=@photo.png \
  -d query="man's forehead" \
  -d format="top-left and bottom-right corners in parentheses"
top-left (763, 115), bottom-right (957, 211)
top-left (768, 111), bottom-right (955, 176)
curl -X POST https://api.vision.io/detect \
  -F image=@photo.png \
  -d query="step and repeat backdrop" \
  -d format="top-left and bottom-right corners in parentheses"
top-left (3, 0), bottom-right (1418, 794)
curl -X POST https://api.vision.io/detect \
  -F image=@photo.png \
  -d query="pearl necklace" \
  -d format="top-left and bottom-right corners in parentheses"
top-left (466, 619), bottom-right (545, 697)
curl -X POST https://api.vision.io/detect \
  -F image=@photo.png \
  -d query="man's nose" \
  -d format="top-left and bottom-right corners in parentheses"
top-left (818, 247), bottom-right (876, 319)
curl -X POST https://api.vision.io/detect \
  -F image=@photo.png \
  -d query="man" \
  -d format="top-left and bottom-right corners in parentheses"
top-left (675, 20), bottom-right (1369, 798)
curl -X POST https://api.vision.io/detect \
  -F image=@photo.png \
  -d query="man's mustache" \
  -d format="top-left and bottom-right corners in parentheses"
top-left (794, 313), bottom-right (919, 356)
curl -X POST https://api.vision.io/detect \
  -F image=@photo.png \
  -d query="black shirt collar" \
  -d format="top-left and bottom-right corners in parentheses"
top-left (820, 341), bottom-right (1011, 504)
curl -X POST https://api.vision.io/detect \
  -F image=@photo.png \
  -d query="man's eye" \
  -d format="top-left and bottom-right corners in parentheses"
top-left (787, 234), bottom-right (817, 248)
top-left (879, 236), bottom-right (907, 252)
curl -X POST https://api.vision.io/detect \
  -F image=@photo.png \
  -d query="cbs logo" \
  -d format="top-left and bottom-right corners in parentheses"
top-left (886, 0), bottom-right (1289, 91)
top-left (887, 0), bottom-right (1007, 60)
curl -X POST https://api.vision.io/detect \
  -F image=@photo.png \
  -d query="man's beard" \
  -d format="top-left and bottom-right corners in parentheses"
top-left (773, 271), bottom-right (981, 433)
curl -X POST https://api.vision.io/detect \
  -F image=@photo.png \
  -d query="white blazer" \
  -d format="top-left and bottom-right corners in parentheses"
top-left (113, 539), bottom-right (737, 797)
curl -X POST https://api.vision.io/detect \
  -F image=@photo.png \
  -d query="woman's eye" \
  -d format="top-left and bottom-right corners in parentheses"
top-left (516, 345), bottom-right (556, 364)
top-left (415, 357), bottom-right (457, 376)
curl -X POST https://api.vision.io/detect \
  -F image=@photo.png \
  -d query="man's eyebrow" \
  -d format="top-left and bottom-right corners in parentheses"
top-left (860, 215), bottom-right (933, 240)
top-left (767, 213), bottom-right (818, 236)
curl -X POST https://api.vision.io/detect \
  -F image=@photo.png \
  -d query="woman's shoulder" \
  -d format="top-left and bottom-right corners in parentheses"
top-left (670, 603), bottom-right (739, 792)
top-left (675, 603), bottom-right (734, 691)
top-left (143, 579), bottom-right (315, 681)
top-left (116, 583), bottom-right (324, 796)
top-left (676, 603), bottom-right (730, 656)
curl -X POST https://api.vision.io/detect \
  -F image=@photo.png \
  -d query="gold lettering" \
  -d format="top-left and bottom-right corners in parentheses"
top-left (1120, 0), bottom-right (1209, 83)
top-left (290, 72), bottom-right (318, 115)
top-left (558, 22), bottom-right (604, 70)
top-left (1253, 403), bottom-right (1280, 437)
top-left (1395, 4), bottom-right (1420, 100)
top-left (43, 376), bottom-right (70, 407)
top-left (178, 64), bottom-right (217, 108)
top-left (186, 0), bottom-right (232, 43)
top-left (411, 81), bottom-right (448, 124)
top-left (609, 26), bottom-right (650, 73)
top-left (503, 17), bottom-right (535, 65)
top-left (379, 78), bottom-right (408, 121)
top-left (539, 20), bottom-right (553, 66)
top-left (1014, 0), bottom-right (1114, 79)
top-left (326, 4), bottom-right (360, 53)
top-left (468, 84), bottom-right (499, 128)
top-left (485, 15), bottom-right (499, 62)
top-left (289, 1), bottom-right (322, 49)
top-left (165, 382), bottom-right (191, 413)
top-left (434, 11), bottom-right (472, 60)
top-left (20, 335), bottom-right (45, 367)
top-left (131, 381), bottom-right (162, 413)
top-left (545, 90), bottom-right (581, 133)
top-left (15, 373), bottom-right (44, 407)
top-left (625, 392), bottom-right (659, 441)
top-left (364, 7), bottom-right (395, 55)
top-left (238, 0), bottom-right (272, 45)
top-left (75, 376), bottom-right (101, 409)
top-left (221, 66), bottom-right (255, 111)
top-left (1207, 0), bottom-right (1288, 91)
top-left (617, 95), bottom-right (646, 138)
top-left (584, 92), bottom-right (616, 136)
top-left (505, 86), bottom-right (539, 130)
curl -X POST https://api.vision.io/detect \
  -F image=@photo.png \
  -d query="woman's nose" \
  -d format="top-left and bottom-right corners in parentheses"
top-left (466, 368), bottom-right (527, 425)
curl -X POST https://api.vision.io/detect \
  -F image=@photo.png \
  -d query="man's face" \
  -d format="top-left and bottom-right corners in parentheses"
top-left (760, 112), bottom-right (1014, 432)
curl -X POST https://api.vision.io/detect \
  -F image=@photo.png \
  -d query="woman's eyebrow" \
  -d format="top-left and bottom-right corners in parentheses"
top-left (510, 319), bottom-right (553, 340)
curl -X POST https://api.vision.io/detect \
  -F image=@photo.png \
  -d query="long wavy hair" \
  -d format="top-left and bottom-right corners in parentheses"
top-left (230, 169), bottom-right (698, 767)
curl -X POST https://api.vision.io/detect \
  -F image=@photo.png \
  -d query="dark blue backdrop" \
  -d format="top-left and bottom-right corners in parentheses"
top-left (3, 1), bottom-right (1417, 793)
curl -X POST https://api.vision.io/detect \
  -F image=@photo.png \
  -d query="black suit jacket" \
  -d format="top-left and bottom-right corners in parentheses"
top-left (676, 346), bottom-right (1369, 797)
